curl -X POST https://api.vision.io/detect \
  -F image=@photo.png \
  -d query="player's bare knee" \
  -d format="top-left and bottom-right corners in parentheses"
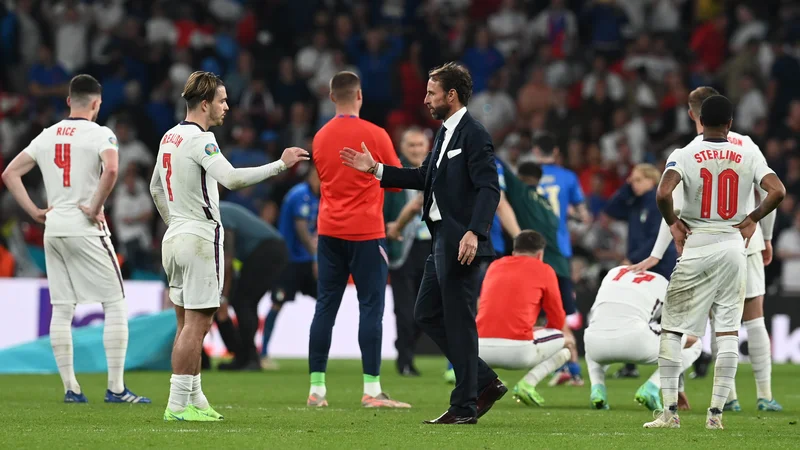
top-left (742, 295), bottom-right (764, 321)
top-left (684, 335), bottom-right (699, 348)
top-left (715, 330), bottom-right (738, 337)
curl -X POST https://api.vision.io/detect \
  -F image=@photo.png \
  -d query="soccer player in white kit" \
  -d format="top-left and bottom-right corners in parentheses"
top-left (150, 71), bottom-right (308, 421)
top-left (584, 266), bottom-right (702, 411)
top-left (1, 75), bottom-right (150, 404)
top-left (643, 95), bottom-right (785, 430)
top-left (630, 87), bottom-right (781, 412)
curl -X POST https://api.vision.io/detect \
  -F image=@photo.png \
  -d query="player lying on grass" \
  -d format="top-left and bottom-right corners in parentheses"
top-left (476, 230), bottom-right (571, 407)
top-left (2, 74), bottom-right (149, 404)
top-left (584, 266), bottom-right (702, 411)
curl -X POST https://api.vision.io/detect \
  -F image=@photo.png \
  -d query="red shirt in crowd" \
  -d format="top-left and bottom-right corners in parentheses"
top-left (690, 22), bottom-right (726, 73)
top-left (476, 255), bottom-right (566, 341)
top-left (313, 115), bottom-right (402, 241)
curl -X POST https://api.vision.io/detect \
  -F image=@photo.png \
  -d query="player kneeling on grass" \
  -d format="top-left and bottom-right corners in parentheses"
top-left (2, 74), bottom-right (149, 404)
top-left (476, 230), bottom-right (571, 407)
top-left (584, 266), bottom-right (702, 411)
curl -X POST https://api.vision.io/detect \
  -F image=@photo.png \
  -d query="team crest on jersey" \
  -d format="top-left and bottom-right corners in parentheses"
top-left (108, 136), bottom-right (118, 148)
top-left (205, 143), bottom-right (220, 156)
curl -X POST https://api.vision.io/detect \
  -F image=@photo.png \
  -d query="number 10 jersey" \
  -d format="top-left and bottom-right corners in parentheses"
top-left (665, 132), bottom-right (774, 243)
top-left (22, 118), bottom-right (118, 237)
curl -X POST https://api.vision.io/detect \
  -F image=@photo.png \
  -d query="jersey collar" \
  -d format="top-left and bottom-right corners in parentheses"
top-left (65, 117), bottom-right (89, 121)
top-left (180, 120), bottom-right (206, 132)
top-left (702, 137), bottom-right (728, 143)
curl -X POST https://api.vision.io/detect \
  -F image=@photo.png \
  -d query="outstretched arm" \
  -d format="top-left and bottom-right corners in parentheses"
top-left (206, 147), bottom-right (308, 190)
top-left (1, 152), bottom-right (50, 223)
top-left (340, 142), bottom-right (429, 191)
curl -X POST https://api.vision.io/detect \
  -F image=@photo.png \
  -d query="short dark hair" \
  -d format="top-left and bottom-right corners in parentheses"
top-left (182, 71), bottom-right (225, 110)
top-left (533, 133), bottom-right (557, 156)
top-left (513, 230), bottom-right (546, 254)
top-left (69, 74), bottom-right (102, 104)
top-left (428, 62), bottom-right (473, 106)
top-left (330, 71), bottom-right (360, 102)
top-left (700, 95), bottom-right (733, 128)
top-left (688, 86), bottom-right (720, 116)
top-left (517, 162), bottom-right (543, 181)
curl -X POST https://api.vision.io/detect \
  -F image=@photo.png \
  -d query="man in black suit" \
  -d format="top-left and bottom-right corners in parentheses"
top-left (340, 62), bottom-right (507, 424)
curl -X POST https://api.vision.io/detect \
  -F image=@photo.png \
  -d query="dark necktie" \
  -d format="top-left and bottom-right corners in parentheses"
top-left (430, 125), bottom-right (446, 180)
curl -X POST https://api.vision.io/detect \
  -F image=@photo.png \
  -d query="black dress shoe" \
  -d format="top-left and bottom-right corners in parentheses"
top-left (399, 364), bottom-right (421, 377)
top-left (476, 378), bottom-right (508, 418)
top-left (423, 410), bottom-right (477, 425)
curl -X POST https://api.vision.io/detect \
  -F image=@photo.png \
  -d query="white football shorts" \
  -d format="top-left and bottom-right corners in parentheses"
top-left (661, 241), bottom-right (746, 336)
top-left (745, 252), bottom-right (765, 298)
top-left (44, 235), bottom-right (125, 305)
top-left (479, 328), bottom-right (564, 370)
top-left (162, 233), bottom-right (224, 310)
top-left (584, 325), bottom-right (661, 365)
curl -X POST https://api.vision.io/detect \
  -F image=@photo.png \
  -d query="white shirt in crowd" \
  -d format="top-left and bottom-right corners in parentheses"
top-left (118, 138), bottom-right (155, 176)
top-left (777, 227), bottom-right (800, 293)
top-left (112, 178), bottom-right (154, 248)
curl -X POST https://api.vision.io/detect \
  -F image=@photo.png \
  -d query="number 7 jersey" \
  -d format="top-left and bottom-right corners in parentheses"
top-left (155, 121), bottom-right (224, 245)
top-left (665, 135), bottom-right (774, 235)
top-left (22, 118), bottom-right (118, 237)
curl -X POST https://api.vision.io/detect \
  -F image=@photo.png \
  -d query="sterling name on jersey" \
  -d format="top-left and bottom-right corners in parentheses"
top-left (155, 121), bottom-right (223, 245)
top-left (588, 266), bottom-right (668, 332)
top-left (665, 133), bottom-right (774, 245)
top-left (689, 132), bottom-right (768, 255)
top-left (22, 118), bottom-right (118, 237)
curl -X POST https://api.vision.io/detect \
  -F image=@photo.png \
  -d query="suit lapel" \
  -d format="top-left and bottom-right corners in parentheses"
top-left (433, 113), bottom-right (469, 184)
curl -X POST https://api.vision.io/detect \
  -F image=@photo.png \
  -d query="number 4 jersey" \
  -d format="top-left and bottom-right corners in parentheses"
top-left (665, 134), bottom-right (774, 244)
top-left (22, 119), bottom-right (118, 237)
top-left (588, 266), bottom-right (668, 332)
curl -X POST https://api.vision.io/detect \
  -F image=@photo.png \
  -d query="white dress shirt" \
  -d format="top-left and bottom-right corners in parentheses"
top-left (376, 107), bottom-right (467, 223)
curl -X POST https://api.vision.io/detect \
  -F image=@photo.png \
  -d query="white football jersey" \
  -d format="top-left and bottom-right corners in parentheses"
top-left (588, 266), bottom-right (668, 331)
top-left (22, 119), bottom-right (118, 237)
top-left (689, 132), bottom-right (766, 254)
top-left (665, 133), bottom-right (774, 239)
top-left (154, 121), bottom-right (224, 245)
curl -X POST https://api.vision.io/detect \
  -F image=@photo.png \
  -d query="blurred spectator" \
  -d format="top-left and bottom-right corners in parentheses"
top-left (350, 28), bottom-right (403, 126)
top-left (729, 4), bottom-right (767, 54)
top-left (28, 45), bottom-right (69, 113)
top-left (736, 72), bottom-right (768, 133)
top-left (240, 78), bottom-right (280, 131)
top-left (517, 66), bottom-right (553, 122)
top-left (146, 1), bottom-right (177, 45)
top-left (689, 14), bottom-right (727, 73)
top-left (582, 55), bottom-right (625, 103)
top-left (776, 208), bottom-right (800, 293)
top-left (46, 0), bottom-right (91, 74)
top-left (582, 0), bottom-right (631, 59)
top-left (296, 30), bottom-right (330, 80)
top-left (461, 26), bottom-right (504, 94)
top-left (468, 69), bottom-right (515, 142)
top-left (282, 103), bottom-right (311, 149)
top-left (487, 0), bottom-right (526, 58)
top-left (272, 56), bottom-right (312, 120)
top-left (600, 108), bottom-right (647, 164)
top-left (310, 49), bottom-right (358, 128)
top-left (114, 117), bottom-right (153, 177)
top-left (112, 165), bottom-right (154, 272)
top-left (525, 0), bottom-right (577, 59)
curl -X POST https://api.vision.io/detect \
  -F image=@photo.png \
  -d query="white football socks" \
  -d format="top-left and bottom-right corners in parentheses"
top-left (50, 303), bottom-right (81, 394)
top-left (586, 356), bottom-right (607, 387)
top-left (711, 335), bottom-right (739, 411)
top-left (744, 317), bottom-right (773, 400)
top-left (658, 332), bottom-right (683, 415)
top-left (168, 374), bottom-right (193, 413)
top-left (649, 338), bottom-right (703, 389)
top-left (524, 348), bottom-right (571, 386)
top-left (102, 300), bottom-right (128, 393)
top-left (191, 374), bottom-right (210, 409)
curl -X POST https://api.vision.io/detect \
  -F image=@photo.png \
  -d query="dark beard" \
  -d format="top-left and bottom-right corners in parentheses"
top-left (430, 105), bottom-right (450, 121)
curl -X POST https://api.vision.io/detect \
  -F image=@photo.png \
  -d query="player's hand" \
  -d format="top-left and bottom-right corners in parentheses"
top-left (31, 206), bottom-right (53, 224)
top-left (79, 205), bottom-right (105, 230)
top-left (678, 391), bottom-right (691, 411)
top-left (629, 256), bottom-right (660, 274)
top-left (763, 240), bottom-right (773, 266)
top-left (386, 221), bottom-right (403, 241)
top-left (280, 147), bottom-right (310, 168)
top-left (340, 142), bottom-right (377, 173)
top-left (563, 332), bottom-right (576, 349)
top-left (669, 219), bottom-right (691, 255)
top-left (732, 216), bottom-right (757, 248)
top-left (458, 230), bottom-right (478, 265)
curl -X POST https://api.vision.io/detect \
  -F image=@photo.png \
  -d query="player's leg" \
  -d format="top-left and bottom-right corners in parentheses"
top-left (214, 301), bottom-right (240, 360)
top-left (262, 261), bottom-right (306, 366)
top-left (390, 263), bottom-right (417, 376)
top-left (708, 317), bottom-right (740, 411)
top-left (706, 247), bottom-right (748, 430)
top-left (582, 328), bottom-right (612, 409)
top-left (514, 329), bottom-right (571, 406)
top-left (307, 236), bottom-right (349, 406)
top-left (742, 252), bottom-right (781, 410)
top-left (550, 275), bottom-right (582, 386)
top-left (44, 237), bottom-right (85, 402)
top-left (350, 238), bottom-right (410, 407)
top-left (162, 235), bottom-right (221, 421)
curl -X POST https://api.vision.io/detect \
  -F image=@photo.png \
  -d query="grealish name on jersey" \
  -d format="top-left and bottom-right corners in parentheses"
top-left (161, 133), bottom-right (184, 147)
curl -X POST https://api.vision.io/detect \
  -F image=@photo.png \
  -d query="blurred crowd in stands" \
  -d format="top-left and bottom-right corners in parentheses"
top-left (0, 0), bottom-right (799, 294)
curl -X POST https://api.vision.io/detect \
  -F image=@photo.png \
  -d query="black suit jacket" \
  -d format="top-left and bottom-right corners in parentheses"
top-left (380, 111), bottom-right (500, 257)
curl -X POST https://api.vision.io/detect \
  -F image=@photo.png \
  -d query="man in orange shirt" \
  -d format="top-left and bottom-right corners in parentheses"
top-left (477, 230), bottom-right (572, 407)
top-left (307, 71), bottom-right (409, 408)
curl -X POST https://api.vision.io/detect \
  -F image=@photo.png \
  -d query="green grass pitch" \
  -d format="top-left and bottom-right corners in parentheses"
top-left (1, 358), bottom-right (797, 449)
